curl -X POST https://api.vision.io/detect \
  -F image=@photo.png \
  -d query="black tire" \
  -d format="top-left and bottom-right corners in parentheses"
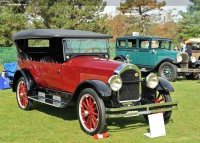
top-left (158, 62), bottom-right (177, 82)
top-left (16, 77), bottom-right (33, 110)
top-left (77, 88), bottom-right (106, 135)
top-left (143, 91), bottom-right (172, 123)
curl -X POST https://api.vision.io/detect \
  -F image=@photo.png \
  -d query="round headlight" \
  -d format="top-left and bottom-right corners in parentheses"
top-left (146, 73), bottom-right (158, 89)
top-left (176, 54), bottom-right (182, 63)
top-left (190, 56), bottom-right (196, 63)
top-left (108, 75), bottom-right (122, 91)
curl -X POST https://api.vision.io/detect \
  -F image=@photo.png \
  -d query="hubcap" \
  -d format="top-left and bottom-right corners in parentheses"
top-left (163, 66), bottom-right (173, 78)
top-left (79, 94), bottom-right (99, 132)
top-left (17, 81), bottom-right (28, 108)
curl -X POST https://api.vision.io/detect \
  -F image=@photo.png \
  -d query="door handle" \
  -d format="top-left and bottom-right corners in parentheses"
top-left (56, 70), bottom-right (61, 74)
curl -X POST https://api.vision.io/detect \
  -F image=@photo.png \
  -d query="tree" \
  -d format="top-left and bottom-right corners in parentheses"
top-left (117, 0), bottom-right (166, 36)
top-left (0, 7), bottom-right (28, 46)
top-left (147, 10), bottom-right (181, 40)
top-left (178, 0), bottom-right (200, 40)
top-left (25, 0), bottom-right (107, 33)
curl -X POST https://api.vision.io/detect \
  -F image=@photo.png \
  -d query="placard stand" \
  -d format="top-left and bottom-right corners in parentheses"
top-left (144, 113), bottom-right (166, 138)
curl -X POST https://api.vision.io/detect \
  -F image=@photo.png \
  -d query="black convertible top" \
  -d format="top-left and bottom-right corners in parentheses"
top-left (13, 29), bottom-right (113, 40)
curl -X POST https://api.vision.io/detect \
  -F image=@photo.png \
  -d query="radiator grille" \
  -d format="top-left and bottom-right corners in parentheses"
top-left (119, 69), bottom-right (140, 102)
top-left (180, 52), bottom-right (189, 69)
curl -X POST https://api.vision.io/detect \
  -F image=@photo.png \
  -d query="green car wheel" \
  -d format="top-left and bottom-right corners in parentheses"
top-left (158, 62), bottom-right (177, 82)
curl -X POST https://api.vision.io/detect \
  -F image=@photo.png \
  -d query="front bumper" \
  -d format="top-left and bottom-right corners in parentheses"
top-left (106, 101), bottom-right (178, 118)
top-left (177, 68), bottom-right (200, 73)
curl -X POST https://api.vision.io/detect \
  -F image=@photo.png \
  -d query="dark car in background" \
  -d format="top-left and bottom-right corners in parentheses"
top-left (12, 29), bottom-right (177, 135)
top-left (114, 36), bottom-right (200, 81)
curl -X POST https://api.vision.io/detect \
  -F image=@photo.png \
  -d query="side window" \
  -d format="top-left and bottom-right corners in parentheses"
top-left (139, 40), bottom-right (150, 49)
top-left (127, 39), bottom-right (136, 48)
top-left (152, 41), bottom-right (159, 48)
top-left (118, 40), bottom-right (126, 48)
top-left (28, 39), bottom-right (49, 48)
top-left (191, 43), bottom-right (200, 50)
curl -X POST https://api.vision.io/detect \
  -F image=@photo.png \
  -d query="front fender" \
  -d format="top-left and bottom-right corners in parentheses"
top-left (142, 76), bottom-right (174, 98)
top-left (156, 77), bottom-right (174, 92)
top-left (113, 55), bottom-right (126, 61)
top-left (74, 80), bottom-right (112, 100)
top-left (154, 58), bottom-right (178, 71)
top-left (12, 69), bottom-right (35, 92)
top-left (194, 60), bottom-right (200, 67)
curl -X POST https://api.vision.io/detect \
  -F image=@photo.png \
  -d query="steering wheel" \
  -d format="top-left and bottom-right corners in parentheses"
top-left (85, 48), bottom-right (101, 53)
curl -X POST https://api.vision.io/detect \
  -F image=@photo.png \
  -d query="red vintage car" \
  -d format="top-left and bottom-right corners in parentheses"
top-left (12, 29), bottom-right (177, 135)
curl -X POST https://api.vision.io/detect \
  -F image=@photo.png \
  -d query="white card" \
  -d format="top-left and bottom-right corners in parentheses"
top-left (144, 113), bottom-right (166, 138)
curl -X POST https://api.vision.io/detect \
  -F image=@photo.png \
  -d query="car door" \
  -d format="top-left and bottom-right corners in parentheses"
top-left (125, 39), bottom-right (137, 64)
top-left (41, 61), bottom-right (62, 90)
top-left (136, 39), bottom-right (156, 67)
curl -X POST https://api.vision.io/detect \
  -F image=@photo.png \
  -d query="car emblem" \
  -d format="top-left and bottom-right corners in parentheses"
top-left (135, 73), bottom-right (139, 77)
top-left (126, 54), bottom-right (131, 64)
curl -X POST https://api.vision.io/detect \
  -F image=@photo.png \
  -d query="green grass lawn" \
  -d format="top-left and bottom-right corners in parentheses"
top-left (0, 68), bottom-right (200, 142)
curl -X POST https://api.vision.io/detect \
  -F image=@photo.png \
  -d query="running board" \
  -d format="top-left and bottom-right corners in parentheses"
top-left (28, 94), bottom-right (69, 108)
top-left (28, 96), bottom-right (67, 108)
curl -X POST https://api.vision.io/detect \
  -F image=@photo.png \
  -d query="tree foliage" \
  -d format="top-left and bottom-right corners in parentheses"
top-left (0, 6), bottom-right (28, 46)
top-left (25, 0), bottom-right (107, 32)
top-left (178, 0), bottom-right (200, 40)
top-left (117, 0), bottom-right (166, 36)
top-left (0, 0), bottom-right (108, 46)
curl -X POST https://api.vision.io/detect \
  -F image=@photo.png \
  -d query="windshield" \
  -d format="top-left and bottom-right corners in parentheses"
top-left (64, 39), bottom-right (109, 55)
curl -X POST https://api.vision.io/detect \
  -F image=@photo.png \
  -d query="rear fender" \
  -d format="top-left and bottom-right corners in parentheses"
top-left (12, 69), bottom-right (35, 92)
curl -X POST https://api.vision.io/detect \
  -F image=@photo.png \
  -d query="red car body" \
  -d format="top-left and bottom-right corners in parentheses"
top-left (18, 56), bottom-right (121, 92)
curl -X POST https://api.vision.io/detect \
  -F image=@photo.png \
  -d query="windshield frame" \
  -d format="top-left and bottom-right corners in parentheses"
top-left (62, 38), bottom-right (110, 61)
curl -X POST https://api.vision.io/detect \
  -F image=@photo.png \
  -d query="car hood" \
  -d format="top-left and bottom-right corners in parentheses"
top-left (66, 56), bottom-right (122, 69)
top-left (63, 56), bottom-right (123, 83)
top-left (155, 49), bottom-right (178, 61)
top-left (155, 49), bottom-right (178, 55)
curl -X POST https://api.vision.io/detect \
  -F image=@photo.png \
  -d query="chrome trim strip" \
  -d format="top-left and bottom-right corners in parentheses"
top-left (177, 68), bottom-right (200, 72)
top-left (28, 96), bottom-right (67, 108)
top-left (115, 63), bottom-right (141, 75)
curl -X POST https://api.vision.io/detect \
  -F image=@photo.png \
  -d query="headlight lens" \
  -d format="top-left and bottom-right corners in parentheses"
top-left (176, 54), bottom-right (182, 63)
top-left (108, 75), bottom-right (122, 91)
top-left (146, 73), bottom-right (158, 89)
top-left (190, 56), bottom-right (196, 63)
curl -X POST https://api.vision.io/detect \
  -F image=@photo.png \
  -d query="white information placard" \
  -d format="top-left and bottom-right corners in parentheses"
top-left (144, 113), bottom-right (166, 138)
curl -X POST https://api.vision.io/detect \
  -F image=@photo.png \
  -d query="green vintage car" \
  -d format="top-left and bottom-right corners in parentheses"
top-left (114, 36), bottom-right (200, 81)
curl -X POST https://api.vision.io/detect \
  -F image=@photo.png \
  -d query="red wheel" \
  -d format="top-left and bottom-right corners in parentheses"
top-left (16, 77), bottom-right (33, 110)
top-left (143, 91), bottom-right (172, 123)
top-left (77, 88), bottom-right (105, 135)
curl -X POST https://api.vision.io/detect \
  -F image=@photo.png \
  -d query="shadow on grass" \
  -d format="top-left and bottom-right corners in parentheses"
top-left (30, 101), bottom-right (176, 133)
top-left (32, 102), bottom-right (77, 121)
top-left (106, 116), bottom-right (175, 133)
top-left (106, 116), bottom-right (148, 132)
